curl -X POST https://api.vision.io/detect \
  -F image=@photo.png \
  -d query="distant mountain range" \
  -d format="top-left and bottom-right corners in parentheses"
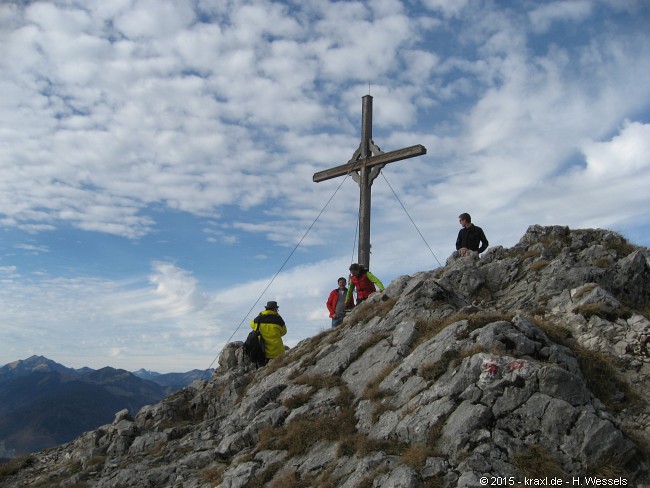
top-left (0, 356), bottom-right (211, 459)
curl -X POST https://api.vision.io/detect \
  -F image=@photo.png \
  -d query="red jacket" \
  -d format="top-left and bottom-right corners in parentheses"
top-left (327, 288), bottom-right (344, 318)
top-left (349, 273), bottom-right (376, 301)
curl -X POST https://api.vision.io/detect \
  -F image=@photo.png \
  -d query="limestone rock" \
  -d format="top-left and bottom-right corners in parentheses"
top-left (3, 226), bottom-right (649, 487)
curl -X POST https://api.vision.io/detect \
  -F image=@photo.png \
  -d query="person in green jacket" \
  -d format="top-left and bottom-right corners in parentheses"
top-left (250, 301), bottom-right (287, 361)
top-left (345, 263), bottom-right (385, 306)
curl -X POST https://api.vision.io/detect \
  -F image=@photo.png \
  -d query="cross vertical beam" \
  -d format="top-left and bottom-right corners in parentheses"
top-left (358, 95), bottom-right (372, 270)
top-left (313, 95), bottom-right (426, 269)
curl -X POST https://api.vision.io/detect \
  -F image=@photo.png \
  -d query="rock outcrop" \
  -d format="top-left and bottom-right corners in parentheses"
top-left (2, 225), bottom-right (649, 487)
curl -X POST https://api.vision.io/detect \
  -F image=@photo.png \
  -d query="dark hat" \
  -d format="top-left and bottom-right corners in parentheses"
top-left (265, 301), bottom-right (279, 310)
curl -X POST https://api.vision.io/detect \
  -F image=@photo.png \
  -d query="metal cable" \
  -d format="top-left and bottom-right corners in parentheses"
top-left (381, 173), bottom-right (443, 268)
top-left (203, 163), bottom-right (360, 376)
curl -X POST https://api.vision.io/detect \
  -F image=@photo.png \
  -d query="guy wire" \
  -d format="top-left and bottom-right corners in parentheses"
top-left (204, 161), bottom-right (361, 375)
top-left (381, 173), bottom-right (443, 268)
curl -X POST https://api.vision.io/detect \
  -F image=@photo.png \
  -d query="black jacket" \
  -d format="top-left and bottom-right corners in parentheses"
top-left (456, 225), bottom-right (489, 253)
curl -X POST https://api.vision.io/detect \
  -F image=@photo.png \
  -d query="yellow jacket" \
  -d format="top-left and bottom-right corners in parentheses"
top-left (250, 310), bottom-right (287, 359)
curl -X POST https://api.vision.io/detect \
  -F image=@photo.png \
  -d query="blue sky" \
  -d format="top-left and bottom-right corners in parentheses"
top-left (1, 0), bottom-right (649, 372)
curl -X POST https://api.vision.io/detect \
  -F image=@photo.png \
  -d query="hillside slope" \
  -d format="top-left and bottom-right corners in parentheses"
top-left (0, 360), bottom-right (169, 458)
top-left (2, 225), bottom-right (648, 487)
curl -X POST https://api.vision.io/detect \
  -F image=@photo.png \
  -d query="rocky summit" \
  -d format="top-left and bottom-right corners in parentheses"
top-left (2, 225), bottom-right (649, 487)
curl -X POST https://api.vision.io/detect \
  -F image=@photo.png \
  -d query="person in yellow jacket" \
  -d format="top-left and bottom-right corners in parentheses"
top-left (250, 301), bottom-right (287, 361)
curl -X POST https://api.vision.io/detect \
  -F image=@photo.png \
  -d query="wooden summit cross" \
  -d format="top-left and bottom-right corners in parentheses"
top-left (313, 95), bottom-right (427, 269)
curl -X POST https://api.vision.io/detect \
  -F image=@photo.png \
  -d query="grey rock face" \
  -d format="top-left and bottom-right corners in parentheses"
top-left (3, 226), bottom-right (649, 487)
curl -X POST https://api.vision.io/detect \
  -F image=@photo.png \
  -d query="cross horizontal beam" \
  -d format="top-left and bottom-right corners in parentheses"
top-left (312, 144), bottom-right (427, 183)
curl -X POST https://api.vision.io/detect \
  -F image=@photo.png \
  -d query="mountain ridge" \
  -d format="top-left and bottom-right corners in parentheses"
top-left (2, 225), bottom-right (649, 487)
top-left (0, 357), bottom-right (212, 459)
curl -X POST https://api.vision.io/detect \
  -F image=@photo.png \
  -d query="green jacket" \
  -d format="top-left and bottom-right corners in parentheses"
top-left (250, 310), bottom-right (287, 359)
top-left (345, 270), bottom-right (385, 303)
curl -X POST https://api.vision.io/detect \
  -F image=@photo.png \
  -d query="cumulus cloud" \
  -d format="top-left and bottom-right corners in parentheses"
top-left (1, 0), bottom-right (649, 371)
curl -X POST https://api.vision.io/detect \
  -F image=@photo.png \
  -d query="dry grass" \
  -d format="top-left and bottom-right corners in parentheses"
top-left (530, 316), bottom-right (573, 343)
top-left (520, 249), bottom-right (542, 260)
top-left (293, 373), bottom-right (341, 389)
top-left (512, 444), bottom-right (566, 478)
top-left (0, 455), bottom-right (34, 479)
top-left (351, 296), bottom-right (398, 323)
top-left (337, 433), bottom-right (408, 459)
top-left (427, 410), bottom-right (453, 452)
top-left (529, 259), bottom-right (550, 272)
top-left (423, 476), bottom-right (445, 488)
top-left (246, 461), bottom-right (285, 488)
top-left (362, 365), bottom-right (396, 400)
top-left (456, 311), bottom-right (515, 339)
top-left (200, 464), bottom-right (226, 485)
top-left (265, 351), bottom-right (295, 373)
top-left (419, 349), bottom-right (462, 382)
top-left (414, 317), bottom-right (448, 347)
top-left (573, 303), bottom-right (632, 322)
top-left (573, 346), bottom-right (641, 413)
top-left (348, 333), bottom-right (390, 364)
top-left (414, 311), bottom-right (514, 348)
top-left (400, 444), bottom-right (433, 469)
top-left (594, 256), bottom-right (611, 269)
top-left (605, 237), bottom-right (636, 258)
top-left (267, 470), bottom-right (313, 488)
top-left (282, 388), bottom-right (314, 409)
top-left (532, 317), bottom-right (642, 414)
top-left (259, 383), bottom-right (356, 458)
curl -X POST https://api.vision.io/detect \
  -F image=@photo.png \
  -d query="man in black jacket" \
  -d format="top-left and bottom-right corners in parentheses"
top-left (456, 213), bottom-right (489, 256)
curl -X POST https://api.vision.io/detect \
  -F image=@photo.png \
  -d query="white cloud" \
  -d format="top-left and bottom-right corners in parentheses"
top-left (529, 1), bottom-right (593, 33)
top-left (1, 0), bottom-right (649, 372)
top-left (581, 121), bottom-right (650, 178)
top-left (420, 0), bottom-right (470, 17)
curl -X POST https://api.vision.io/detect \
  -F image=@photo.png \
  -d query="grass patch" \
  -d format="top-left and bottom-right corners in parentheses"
top-left (293, 373), bottom-right (341, 389)
top-left (362, 365), bottom-right (396, 401)
top-left (423, 476), bottom-right (446, 488)
top-left (259, 384), bottom-right (356, 457)
top-left (414, 311), bottom-right (515, 348)
top-left (531, 317), bottom-right (573, 343)
top-left (200, 464), bottom-right (226, 485)
top-left (573, 346), bottom-right (641, 413)
top-left (268, 470), bottom-right (313, 488)
top-left (414, 318), bottom-right (447, 347)
top-left (337, 433), bottom-right (408, 458)
top-left (520, 249), bottom-right (542, 260)
top-left (529, 259), bottom-right (550, 272)
top-left (419, 350), bottom-right (462, 382)
top-left (400, 444), bottom-right (434, 470)
top-left (265, 352), bottom-right (294, 373)
top-left (456, 311), bottom-right (515, 339)
top-left (512, 444), bottom-right (566, 478)
top-left (594, 257), bottom-right (611, 269)
top-left (533, 317), bottom-right (642, 414)
top-left (573, 303), bottom-right (632, 322)
top-left (427, 410), bottom-right (453, 453)
top-left (246, 461), bottom-right (285, 488)
top-left (605, 237), bottom-right (636, 258)
top-left (349, 333), bottom-right (390, 363)
top-left (0, 455), bottom-right (34, 479)
top-left (282, 388), bottom-right (314, 409)
top-left (351, 296), bottom-right (398, 323)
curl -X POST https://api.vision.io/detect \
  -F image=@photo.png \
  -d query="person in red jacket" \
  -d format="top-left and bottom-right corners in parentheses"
top-left (326, 277), bottom-right (348, 327)
top-left (345, 263), bottom-right (384, 306)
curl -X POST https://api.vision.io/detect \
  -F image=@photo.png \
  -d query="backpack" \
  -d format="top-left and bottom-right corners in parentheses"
top-left (243, 318), bottom-right (266, 366)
